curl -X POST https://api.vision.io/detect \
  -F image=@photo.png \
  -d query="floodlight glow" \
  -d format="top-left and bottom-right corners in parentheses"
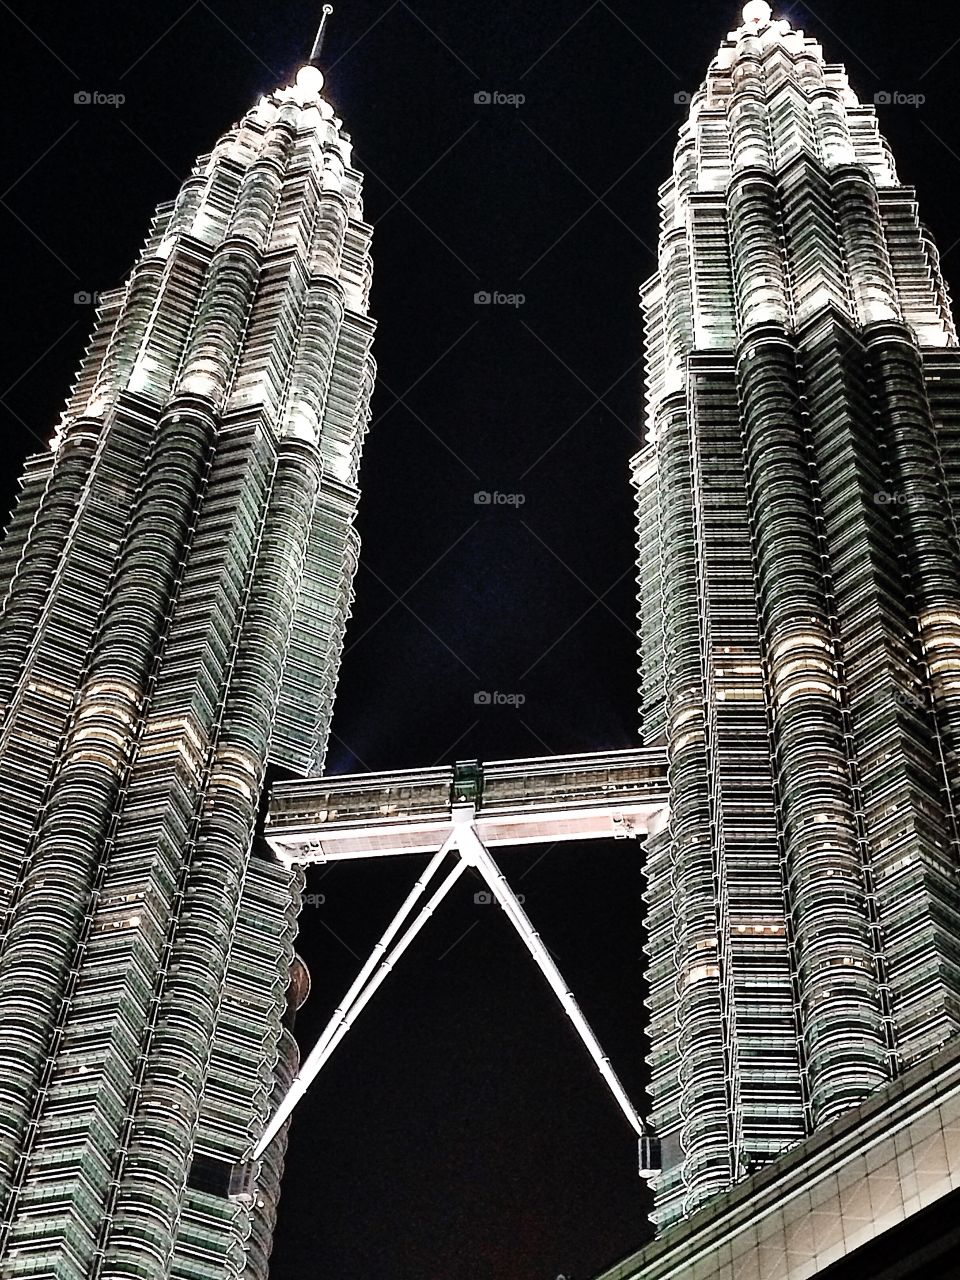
top-left (296, 65), bottom-right (325, 94)
top-left (742, 1), bottom-right (772, 24)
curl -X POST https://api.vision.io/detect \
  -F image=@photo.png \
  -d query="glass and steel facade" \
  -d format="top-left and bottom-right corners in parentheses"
top-left (636, 6), bottom-right (960, 1230)
top-left (0, 65), bottom-right (375, 1278)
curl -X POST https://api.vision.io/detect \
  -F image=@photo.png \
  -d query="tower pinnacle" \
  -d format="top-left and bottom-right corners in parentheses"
top-left (296, 5), bottom-right (334, 96)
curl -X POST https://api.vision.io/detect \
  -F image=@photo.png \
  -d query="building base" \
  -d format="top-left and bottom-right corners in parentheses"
top-left (594, 1040), bottom-right (960, 1280)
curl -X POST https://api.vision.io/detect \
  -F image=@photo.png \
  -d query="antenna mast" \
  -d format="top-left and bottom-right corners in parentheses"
top-left (310, 4), bottom-right (334, 64)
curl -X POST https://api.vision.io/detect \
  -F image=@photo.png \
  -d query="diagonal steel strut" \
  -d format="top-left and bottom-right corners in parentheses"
top-left (454, 818), bottom-right (648, 1140)
top-left (254, 812), bottom-right (660, 1176)
top-left (254, 831), bottom-right (463, 1158)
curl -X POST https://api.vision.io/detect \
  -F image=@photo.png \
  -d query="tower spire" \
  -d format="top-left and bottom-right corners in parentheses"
top-left (310, 4), bottom-right (334, 65)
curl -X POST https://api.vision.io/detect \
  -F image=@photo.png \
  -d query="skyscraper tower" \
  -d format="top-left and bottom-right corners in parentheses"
top-left (0, 27), bottom-right (375, 1280)
top-left (636, 0), bottom-right (960, 1231)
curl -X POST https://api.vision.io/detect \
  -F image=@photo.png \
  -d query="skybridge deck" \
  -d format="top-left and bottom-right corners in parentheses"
top-left (266, 747), bottom-right (670, 865)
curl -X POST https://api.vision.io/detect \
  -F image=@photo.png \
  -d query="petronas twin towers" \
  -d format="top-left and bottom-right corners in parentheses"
top-left (2, 4), bottom-right (960, 1277)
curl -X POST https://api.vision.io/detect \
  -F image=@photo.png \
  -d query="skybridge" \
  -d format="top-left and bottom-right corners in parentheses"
top-left (249, 748), bottom-right (670, 1184)
top-left (266, 746), bottom-right (671, 865)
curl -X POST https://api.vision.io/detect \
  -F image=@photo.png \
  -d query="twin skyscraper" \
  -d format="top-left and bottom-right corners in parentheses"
top-left (1, 5), bottom-right (959, 1278)
top-left (0, 49), bottom-right (373, 1280)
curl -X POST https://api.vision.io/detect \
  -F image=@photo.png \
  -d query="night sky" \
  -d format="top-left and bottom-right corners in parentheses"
top-left (3, 2), bottom-right (960, 1277)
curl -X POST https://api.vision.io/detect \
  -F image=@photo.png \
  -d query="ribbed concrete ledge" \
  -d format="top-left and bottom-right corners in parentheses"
top-left (594, 1039), bottom-right (960, 1280)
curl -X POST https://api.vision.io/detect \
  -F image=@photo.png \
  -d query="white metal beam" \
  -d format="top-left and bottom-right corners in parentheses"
top-left (454, 820), bottom-right (648, 1140)
top-left (253, 814), bottom-right (660, 1178)
top-left (253, 837), bottom-right (465, 1158)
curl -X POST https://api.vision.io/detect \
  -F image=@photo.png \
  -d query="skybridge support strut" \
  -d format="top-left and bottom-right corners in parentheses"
top-left (253, 831), bottom-right (464, 1159)
top-left (252, 810), bottom-right (661, 1179)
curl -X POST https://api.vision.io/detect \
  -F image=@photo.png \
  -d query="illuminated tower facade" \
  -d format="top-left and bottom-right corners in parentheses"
top-left (636, 1), bottom-right (960, 1229)
top-left (0, 51), bottom-right (375, 1280)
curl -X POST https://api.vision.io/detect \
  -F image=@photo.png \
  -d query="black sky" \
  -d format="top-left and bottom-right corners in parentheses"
top-left (3, 2), bottom-right (960, 1278)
